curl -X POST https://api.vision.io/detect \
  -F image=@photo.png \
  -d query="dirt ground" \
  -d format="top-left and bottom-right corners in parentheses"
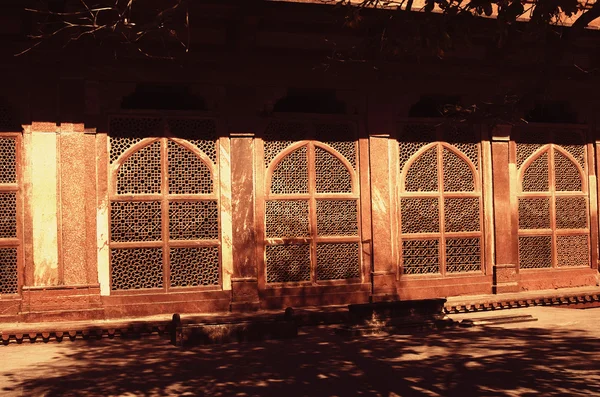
top-left (1, 306), bottom-right (599, 397)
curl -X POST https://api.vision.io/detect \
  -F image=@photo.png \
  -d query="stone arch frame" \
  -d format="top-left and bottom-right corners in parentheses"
top-left (257, 118), bottom-right (365, 290)
top-left (397, 122), bottom-right (486, 279)
top-left (106, 118), bottom-right (224, 294)
top-left (516, 141), bottom-right (591, 270)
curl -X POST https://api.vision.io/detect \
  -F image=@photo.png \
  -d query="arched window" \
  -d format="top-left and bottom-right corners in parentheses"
top-left (108, 117), bottom-right (221, 291)
top-left (398, 124), bottom-right (483, 276)
top-left (262, 121), bottom-right (361, 284)
top-left (517, 143), bottom-right (589, 269)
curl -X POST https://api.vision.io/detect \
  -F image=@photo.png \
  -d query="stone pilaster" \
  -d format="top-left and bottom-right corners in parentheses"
top-left (229, 132), bottom-right (260, 311)
top-left (20, 122), bottom-right (102, 321)
top-left (491, 125), bottom-right (519, 293)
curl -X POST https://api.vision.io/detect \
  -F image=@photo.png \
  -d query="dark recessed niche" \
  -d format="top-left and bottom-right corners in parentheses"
top-left (273, 88), bottom-right (346, 114)
top-left (121, 84), bottom-right (206, 110)
top-left (524, 101), bottom-right (578, 124)
top-left (408, 95), bottom-right (461, 118)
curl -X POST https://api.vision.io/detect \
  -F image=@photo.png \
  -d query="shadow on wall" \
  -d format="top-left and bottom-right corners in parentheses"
top-left (2, 325), bottom-right (599, 396)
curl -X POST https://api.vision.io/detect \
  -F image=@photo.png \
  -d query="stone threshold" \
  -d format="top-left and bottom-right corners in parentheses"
top-left (445, 286), bottom-right (600, 313)
top-left (2, 285), bottom-right (600, 344)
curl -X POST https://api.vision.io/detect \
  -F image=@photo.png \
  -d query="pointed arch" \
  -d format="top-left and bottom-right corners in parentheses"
top-left (440, 142), bottom-right (479, 192)
top-left (401, 143), bottom-right (438, 192)
top-left (520, 146), bottom-right (551, 193)
top-left (313, 142), bottom-right (356, 194)
top-left (553, 145), bottom-right (585, 192)
top-left (167, 139), bottom-right (215, 195)
top-left (267, 142), bottom-right (310, 195)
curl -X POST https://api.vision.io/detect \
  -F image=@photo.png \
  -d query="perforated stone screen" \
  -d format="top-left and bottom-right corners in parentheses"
top-left (0, 135), bottom-right (18, 295)
top-left (109, 117), bottom-right (221, 292)
top-left (263, 120), bottom-right (361, 285)
top-left (516, 130), bottom-right (590, 270)
top-left (398, 123), bottom-right (483, 276)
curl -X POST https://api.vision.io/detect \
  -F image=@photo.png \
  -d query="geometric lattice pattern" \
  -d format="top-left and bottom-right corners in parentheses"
top-left (270, 146), bottom-right (309, 194)
top-left (557, 235), bottom-right (589, 267)
top-left (316, 243), bottom-right (360, 280)
top-left (109, 117), bottom-right (162, 163)
top-left (110, 201), bottom-right (162, 242)
top-left (446, 238), bottom-right (481, 273)
top-left (116, 141), bottom-right (162, 194)
top-left (110, 118), bottom-right (222, 291)
top-left (555, 196), bottom-right (587, 229)
top-left (451, 143), bottom-right (479, 170)
top-left (560, 144), bottom-right (585, 168)
top-left (399, 135), bottom-right (483, 277)
top-left (398, 124), bottom-right (437, 170)
top-left (324, 141), bottom-right (356, 169)
top-left (167, 118), bottom-right (217, 163)
top-left (314, 123), bottom-right (355, 167)
top-left (444, 198), bottom-right (480, 233)
top-left (554, 151), bottom-right (582, 192)
top-left (522, 152), bottom-right (549, 192)
top-left (402, 239), bottom-right (440, 274)
top-left (518, 143), bottom-right (590, 270)
top-left (0, 192), bottom-right (16, 238)
top-left (170, 247), bottom-right (220, 287)
top-left (265, 132), bottom-right (361, 284)
top-left (518, 198), bottom-right (550, 229)
top-left (315, 147), bottom-right (352, 193)
top-left (519, 236), bottom-right (552, 269)
top-left (0, 138), bottom-right (16, 183)
top-left (316, 200), bottom-right (358, 236)
top-left (263, 121), bottom-right (307, 166)
top-left (517, 143), bottom-right (543, 168)
top-left (404, 147), bottom-right (438, 192)
top-left (443, 149), bottom-right (474, 192)
top-left (265, 200), bottom-right (309, 238)
top-left (266, 244), bottom-right (311, 283)
top-left (168, 201), bottom-right (219, 240)
top-left (168, 140), bottom-right (213, 194)
top-left (401, 198), bottom-right (439, 234)
top-left (111, 248), bottom-right (164, 290)
top-left (0, 247), bottom-right (17, 294)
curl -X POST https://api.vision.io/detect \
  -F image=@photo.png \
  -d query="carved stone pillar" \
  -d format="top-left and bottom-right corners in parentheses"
top-left (491, 125), bottom-right (519, 293)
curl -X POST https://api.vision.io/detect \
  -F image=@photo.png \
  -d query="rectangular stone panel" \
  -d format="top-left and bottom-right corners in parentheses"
top-left (557, 235), bottom-right (589, 267)
top-left (110, 201), bottom-right (161, 242)
top-left (445, 237), bottom-right (482, 273)
top-left (401, 198), bottom-right (439, 234)
top-left (519, 235), bottom-right (552, 269)
top-left (169, 201), bottom-right (219, 240)
top-left (316, 200), bottom-right (358, 236)
top-left (555, 196), bottom-right (587, 229)
top-left (316, 242), bottom-right (360, 280)
top-left (402, 239), bottom-right (440, 274)
top-left (265, 200), bottom-right (309, 238)
top-left (0, 247), bottom-right (17, 294)
top-left (518, 198), bottom-right (550, 230)
top-left (170, 247), bottom-right (220, 287)
top-left (266, 244), bottom-right (311, 283)
top-left (110, 248), bottom-right (163, 290)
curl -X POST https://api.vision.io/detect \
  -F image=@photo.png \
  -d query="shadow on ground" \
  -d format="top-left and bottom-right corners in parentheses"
top-left (2, 325), bottom-right (599, 396)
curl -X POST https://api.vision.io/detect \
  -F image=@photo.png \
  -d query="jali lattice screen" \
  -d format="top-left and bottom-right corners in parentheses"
top-left (398, 123), bottom-right (483, 276)
top-left (109, 117), bottom-right (220, 291)
top-left (516, 129), bottom-right (590, 269)
top-left (263, 121), bottom-right (361, 284)
top-left (0, 136), bottom-right (18, 295)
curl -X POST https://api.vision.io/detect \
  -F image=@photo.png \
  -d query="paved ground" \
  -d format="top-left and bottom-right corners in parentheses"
top-left (1, 306), bottom-right (599, 397)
